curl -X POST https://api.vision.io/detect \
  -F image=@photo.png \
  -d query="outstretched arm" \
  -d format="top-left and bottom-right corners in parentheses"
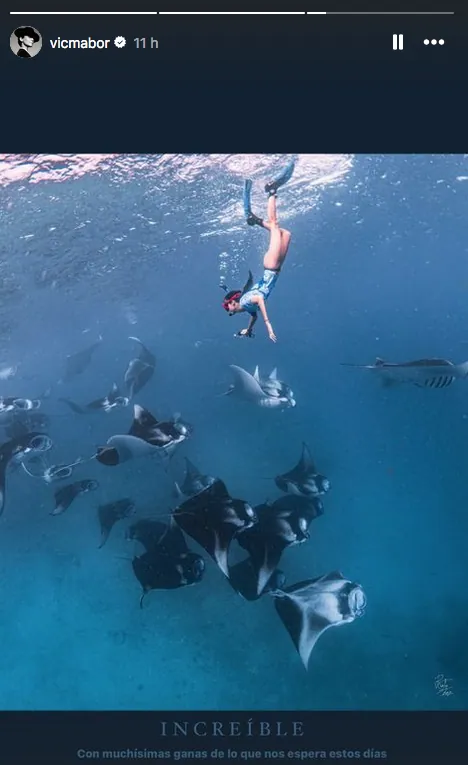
top-left (239, 314), bottom-right (257, 336)
top-left (251, 296), bottom-right (277, 342)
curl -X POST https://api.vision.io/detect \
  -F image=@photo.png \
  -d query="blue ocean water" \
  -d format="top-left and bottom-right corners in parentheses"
top-left (0, 153), bottom-right (467, 711)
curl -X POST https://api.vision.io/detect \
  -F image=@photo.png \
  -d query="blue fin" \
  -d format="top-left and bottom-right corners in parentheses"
top-left (243, 179), bottom-right (253, 218)
top-left (265, 159), bottom-right (295, 194)
top-left (243, 179), bottom-right (263, 226)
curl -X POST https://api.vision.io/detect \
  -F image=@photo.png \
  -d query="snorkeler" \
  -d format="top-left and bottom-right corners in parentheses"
top-left (222, 159), bottom-right (294, 343)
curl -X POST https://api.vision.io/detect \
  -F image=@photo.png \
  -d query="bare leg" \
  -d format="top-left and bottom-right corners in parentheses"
top-left (262, 195), bottom-right (291, 270)
top-left (279, 229), bottom-right (291, 259)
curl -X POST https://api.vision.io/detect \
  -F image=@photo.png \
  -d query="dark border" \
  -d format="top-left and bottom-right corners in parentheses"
top-left (1, 12), bottom-right (464, 151)
top-left (0, 711), bottom-right (467, 764)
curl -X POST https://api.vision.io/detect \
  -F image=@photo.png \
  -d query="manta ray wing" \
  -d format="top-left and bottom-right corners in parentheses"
top-left (127, 518), bottom-right (169, 555)
top-left (128, 337), bottom-right (156, 368)
top-left (254, 534), bottom-right (290, 596)
top-left (297, 443), bottom-right (316, 473)
top-left (237, 523), bottom-right (290, 596)
top-left (229, 365), bottom-right (267, 401)
top-left (229, 557), bottom-right (285, 601)
top-left (98, 498), bottom-right (134, 548)
top-left (281, 443), bottom-right (316, 483)
top-left (129, 405), bottom-right (160, 438)
top-left (173, 480), bottom-right (235, 577)
top-left (125, 360), bottom-right (154, 397)
top-left (229, 557), bottom-right (263, 600)
top-left (52, 482), bottom-right (82, 515)
top-left (63, 337), bottom-right (102, 381)
top-left (106, 434), bottom-right (159, 462)
top-left (157, 517), bottom-right (190, 558)
top-left (273, 586), bottom-right (334, 669)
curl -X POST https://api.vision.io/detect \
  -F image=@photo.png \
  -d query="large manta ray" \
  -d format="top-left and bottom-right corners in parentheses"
top-left (61, 336), bottom-right (103, 383)
top-left (127, 517), bottom-right (205, 607)
top-left (230, 495), bottom-right (323, 599)
top-left (275, 443), bottom-right (331, 497)
top-left (271, 572), bottom-right (367, 669)
top-left (124, 337), bottom-right (156, 399)
top-left (222, 365), bottom-right (296, 409)
top-left (172, 479), bottom-right (256, 578)
top-left (95, 405), bottom-right (192, 466)
top-left (341, 356), bottom-right (468, 389)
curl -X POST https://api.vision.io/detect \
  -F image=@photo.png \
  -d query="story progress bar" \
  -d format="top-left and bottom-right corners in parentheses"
top-left (9, 11), bottom-right (457, 16)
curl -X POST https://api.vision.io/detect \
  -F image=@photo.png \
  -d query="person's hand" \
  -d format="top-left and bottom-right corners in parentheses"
top-left (266, 322), bottom-right (277, 342)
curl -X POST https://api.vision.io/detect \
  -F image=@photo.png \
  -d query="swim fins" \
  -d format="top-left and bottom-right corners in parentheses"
top-left (243, 179), bottom-right (263, 227)
top-left (265, 159), bottom-right (295, 195)
top-left (243, 179), bottom-right (253, 218)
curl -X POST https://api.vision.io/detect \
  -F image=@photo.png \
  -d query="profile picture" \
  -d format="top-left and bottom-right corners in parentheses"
top-left (10, 26), bottom-right (42, 58)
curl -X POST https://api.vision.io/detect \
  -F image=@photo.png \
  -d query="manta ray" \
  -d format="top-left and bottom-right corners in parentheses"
top-left (51, 479), bottom-right (99, 516)
top-left (124, 337), bottom-right (156, 399)
top-left (59, 383), bottom-right (129, 414)
top-left (230, 495), bottom-right (322, 599)
top-left (271, 571), bottom-right (367, 669)
top-left (341, 356), bottom-right (468, 389)
top-left (223, 365), bottom-right (296, 409)
top-left (173, 457), bottom-right (217, 499)
top-left (275, 443), bottom-right (331, 497)
top-left (172, 479), bottom-right (256, 578)
top-left (252, 366), bottom-right (295, 402)
top-left (61, 336), bottom-right (103, 383)
top-left (127, 517), bottom-right (205, 607)
top-left (98, 498), bottom-right (135, 548)
top-left (95, 405), bottom-right (192, 466)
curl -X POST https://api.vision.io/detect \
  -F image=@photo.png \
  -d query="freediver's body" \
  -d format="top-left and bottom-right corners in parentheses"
top-left (222, 162), bottom-right (293, 343)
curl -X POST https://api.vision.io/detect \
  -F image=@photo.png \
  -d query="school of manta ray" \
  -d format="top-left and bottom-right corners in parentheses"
top-left (3, 327), bottom-right (465, 672)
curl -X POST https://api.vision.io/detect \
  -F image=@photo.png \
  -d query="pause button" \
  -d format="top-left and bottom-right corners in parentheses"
top-left (392, 34), bottom-right (403, 50)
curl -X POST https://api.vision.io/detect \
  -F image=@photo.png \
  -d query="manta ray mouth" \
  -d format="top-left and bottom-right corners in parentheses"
top-left (348, 586), bottom-right (366, 617)
top-left (11, 398), bottom-right (32, 410)
top-left (29, 435), bottom-right (53, 452)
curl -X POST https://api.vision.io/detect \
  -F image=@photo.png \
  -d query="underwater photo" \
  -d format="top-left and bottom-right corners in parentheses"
top-left (0, 153), bottom-right (466, 711)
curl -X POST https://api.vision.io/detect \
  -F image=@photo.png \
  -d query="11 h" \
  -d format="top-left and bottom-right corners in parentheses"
top-left (134, 38), bottom-right (159, 48)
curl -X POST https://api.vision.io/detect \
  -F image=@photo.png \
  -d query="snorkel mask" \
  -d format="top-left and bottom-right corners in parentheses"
top-left (220, 270), bottom-right (253, 314)
top-left (222, 290), bottom-right (242, 313)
